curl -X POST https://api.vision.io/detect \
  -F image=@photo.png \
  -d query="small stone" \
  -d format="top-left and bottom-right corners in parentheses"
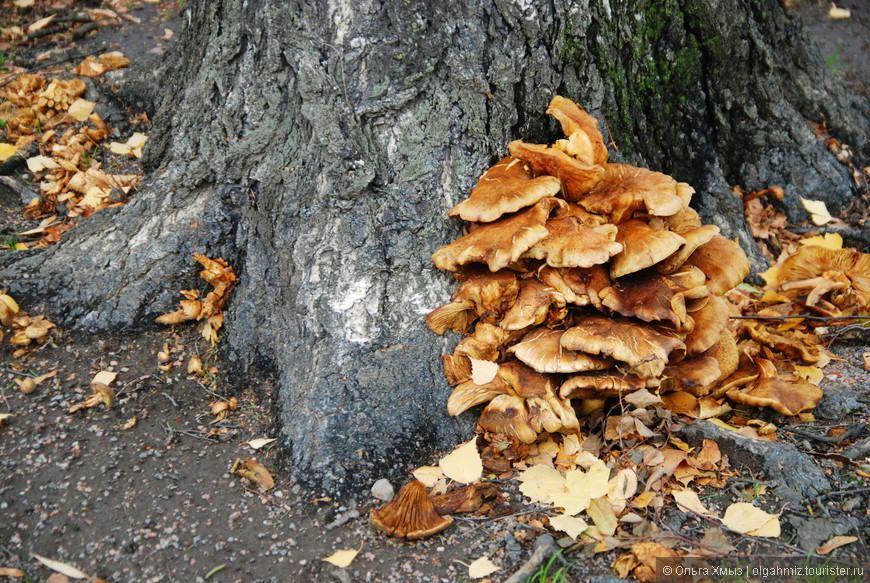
top-left (370, 478), bottom-right (394, 502)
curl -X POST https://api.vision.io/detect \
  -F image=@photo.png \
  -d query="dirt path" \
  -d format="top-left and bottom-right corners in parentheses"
top-left (0, 2), bottom-right (869, 582)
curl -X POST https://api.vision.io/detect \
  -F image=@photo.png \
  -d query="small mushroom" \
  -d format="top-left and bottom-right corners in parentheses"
top-left (742, 321), bottom-right (820, 364)
top-left (777, 246), bottom-right (870, 308)
top-left (508, 140), bottom-right (605, 200)
top-left (425, 267), bottom-right (520, 334)
top-left (683, 235), bottom-right (750, 296)
top-left (499, 280), bottom-right (567, 331)
top-left (0, 294), bottom-right (19, 327)
top-left (545, 95), bottom-right (609, 166)
top-left (683, 295), bottom-right (731, 355)
top-left (69, 382), bottom-right (115, 413)
top-left (561, 316), bottom-right (686, 379)
top-left (370, 480), bottom-right (453, 539)
top-left (431, 197), bottom-right (565, 272)
top-left (661, 355), bottom-right (722, 397)
top-left (448, 157), bottom-right (562, 223)
top-left (578, 164), bottom-right (686, 224)
top-left (610, 219), bottom-right (686, 279)
top-left (537, 264), bottom-right (610, 309)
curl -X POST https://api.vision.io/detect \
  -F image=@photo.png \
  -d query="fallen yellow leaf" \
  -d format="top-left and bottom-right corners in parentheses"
top-left (828, 3), bottom-right (851, 19)
top-left (673, 489), bottom-right (718, 518)
top-left (800, 197), bottom-right (834, 226)
top-left (28, 15), bottom-right (55, 32)
top-left (67, 99), bottom-right (96, 122)
top-left (412, 465), bottom-right (445, 487)
top-left (548, 514), bottom-right (588, 539)
top-left (518, 464), bottom-right (565, 504)
top-left (439, 439), bottom-right (482, 484)
top-left (799, 232), bottom-right (843, 250)
top-left (245, 437), bottom-right (277, 450)
top-left (721, 502), bottom-right (780, 537)
top-left (0, 143), bottom-right (19, 162)
top-left (467, 556), bottom-right (500, 579)
top-left (322, 545), bottom-right (360, 568)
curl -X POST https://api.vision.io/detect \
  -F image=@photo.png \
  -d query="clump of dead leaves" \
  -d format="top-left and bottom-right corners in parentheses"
top-left (0, 51), bottom-right (144, 248)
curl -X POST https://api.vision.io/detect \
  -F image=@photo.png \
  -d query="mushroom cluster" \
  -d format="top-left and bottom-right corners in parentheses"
top-left (427, 96), bottom-right (751, 444)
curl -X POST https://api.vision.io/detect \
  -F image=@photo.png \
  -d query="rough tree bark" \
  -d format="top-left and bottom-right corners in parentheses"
top-left (1, 0), bottom-right (867, 490)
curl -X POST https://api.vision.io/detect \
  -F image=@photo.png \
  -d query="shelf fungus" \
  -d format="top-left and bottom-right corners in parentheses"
top-left (370, 480), bottom-right (453, 539)
top-left (426, 95), bottom-right (823, 444)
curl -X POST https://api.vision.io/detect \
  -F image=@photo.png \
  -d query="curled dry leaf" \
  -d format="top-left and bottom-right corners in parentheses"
top-left (30, 553), bottom-right (88, 579)
top-left (233, 458), bottom-right (274, 490)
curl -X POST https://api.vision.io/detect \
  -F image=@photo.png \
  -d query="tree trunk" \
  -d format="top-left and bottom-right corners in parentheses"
top-left (1, 0), bottom-right (867, 490)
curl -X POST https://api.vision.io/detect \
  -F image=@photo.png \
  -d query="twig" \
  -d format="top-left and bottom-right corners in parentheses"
top-left (0, 49), bottom-right (101, 88)
top-left (815, 487), bottom-right (870, 502)
top-left (785, 422), bottom-right (866, 444)
top-left (162, 425), bottom-right (216, 442)
top-left (844, 437), bottom-right (870, 459)
top-left (161, 391), bottom-right (178, 408)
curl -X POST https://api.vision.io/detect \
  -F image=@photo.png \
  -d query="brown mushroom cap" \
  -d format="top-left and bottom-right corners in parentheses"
top-left (661, 356), bottom-right (722, 397)
top-left (742, 321), bottom-right (820, 364)
top-left (545, 95), bottom-right (609, 166)
top-left (449, 156), bottom-right (562, 223)
top-left (610, 219), bottom-right (687, 279)
top-left (561, 316), bottom-right (687, 378)
top-left (726, 377), bottom-right (823, 416)
top-left (370, 480), bottom-right (454, 539)
top-left (508, 327), bottom-right (613, 373)
top-left (537, 265), bottom-right (610, 308)
top-left (683, 234), bottom-right (750, 296)
top-left (425, 266), bottom-right (520, 334)
top-left (560, 372), bottom-right (661, 399)
top-left (470, 361), bottom-right (579, 441)
top-left (478, 394), bottom-right (539, 443)
top-left (522, 216), bottom-right (622, 268)
top-left (578, 164), bottom-right (686, 224)
top-left (500, 279), bottom-right (567, 331)
top-left (683, 295), bottom-right (731, 355)
top-left (508, 140), bottom-right (605, 200)
top-left (656, 224), bottom-right (721, 275)
top-left (432, 197), bottom-right (565, 272)
top-left (599, 266), bottom-right (707, 330)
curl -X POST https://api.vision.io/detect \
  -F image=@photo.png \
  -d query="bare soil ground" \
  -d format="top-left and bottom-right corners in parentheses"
top-left (0, 2), bottom-right (868, 583)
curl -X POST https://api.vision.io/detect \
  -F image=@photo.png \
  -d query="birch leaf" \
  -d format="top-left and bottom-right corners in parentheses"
top-left (672, 489), bottom-right (718, 518)
top-left (245, 437), bottom-right (277, 450)
top-left (549, 514), bottom-right (588, 539)
top-left (799, 232), bottom-right (843, 250)
top-left (28, 15), bottom-right (55, 32)
top-left (469, 357), bottom-right (499, 385)
top-left (323, 546), bottom-right (360, 568)
top-left (721, 503), bottom-right (780, 537)
top-left (800, 197), bottom-right (834, 226)
top-left (412, 465), bottom-right (445, 487)
top-left (439, 439), bottom-right (482, 484)
top-left (67, 99), bottom-right (96, 122)
top-left (518, 464), bottom-right (565, 504)
top-left (608, 468), bottom-right (637, 501)
top-left (468, 556), bottom-right (500, 579)
top-left (0, 143), bottom-right (19, 162)
top-left (30, 554), bottom-right (87, 579)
